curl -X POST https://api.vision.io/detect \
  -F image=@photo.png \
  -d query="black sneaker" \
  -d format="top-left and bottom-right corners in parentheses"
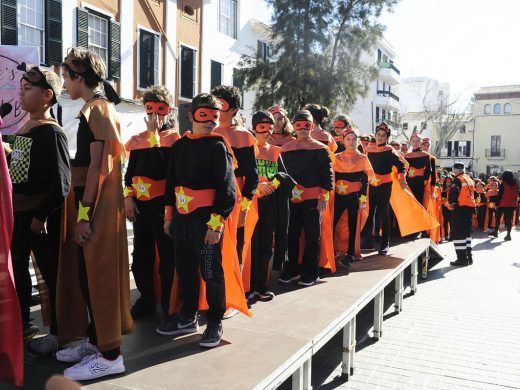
top-left (450, 259), bottom-right (468, 267)
top-left (278, 270), bottom-right (300, 284)
top-left (199, 324), bottom-right (223, 348)
top-left (156, 315), bottom-right (198, 336)
top-left (489, 231), bottom-right (498, 238)
top-left (254, 290), bottom-right (275, 300)
top-left (378, 245), bottom-right (390, 256)
top-left (131, 297), bottom-right (156, 319)
top-left (468, 256), bottom-right (473, 265)
top-left (23, 322), bottom-right (39, 342)
top-left (339, 254), bottom-right (354, 268)
top-left (505, 234), bottom-right (511, 241)
top-left (361, 240), bottom-right (375, 251)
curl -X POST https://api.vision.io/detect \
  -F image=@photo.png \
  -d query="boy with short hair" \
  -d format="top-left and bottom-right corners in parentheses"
top-left (124, 85), bottom-right (178, 321)
top-left (6, 66), bottom-right (71, 353)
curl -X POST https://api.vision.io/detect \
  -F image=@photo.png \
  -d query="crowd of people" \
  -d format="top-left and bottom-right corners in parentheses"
top-left (1, 47), bottom-right (519, 386)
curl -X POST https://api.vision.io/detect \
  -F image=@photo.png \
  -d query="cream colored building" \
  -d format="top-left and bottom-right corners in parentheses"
top-left (473, 85), bottom-right (520, 176)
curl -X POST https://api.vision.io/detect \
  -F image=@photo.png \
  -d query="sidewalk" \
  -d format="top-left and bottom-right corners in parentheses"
top-left (319, 228), bottom-right (520, 390)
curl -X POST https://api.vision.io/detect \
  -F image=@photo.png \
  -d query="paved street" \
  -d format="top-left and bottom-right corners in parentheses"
top-left (317, 228), bottom-right (520, 390)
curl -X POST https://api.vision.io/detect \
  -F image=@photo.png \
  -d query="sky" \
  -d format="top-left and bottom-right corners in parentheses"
top-left (379, 0), bottom-right (520, 107)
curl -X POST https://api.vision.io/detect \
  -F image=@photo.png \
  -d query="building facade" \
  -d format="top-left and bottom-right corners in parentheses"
top-left (348, 37), bottom-right (401, 135)
top-left (473, 85), bottom-right (520, 176)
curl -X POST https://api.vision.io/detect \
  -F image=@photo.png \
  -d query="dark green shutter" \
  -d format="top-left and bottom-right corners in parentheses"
top-left (466, 141), bottom-right (471, 157)
top-left (1, 0), bottom-right (17, 45)
top-left (76, 7), bottom-right (88, 49)
top-left (46, 0), bottom-right (62, 65)
top-left (109, 19), bottom-right (121, 80)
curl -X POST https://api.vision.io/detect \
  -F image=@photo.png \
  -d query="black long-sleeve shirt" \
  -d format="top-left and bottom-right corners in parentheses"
top-left (125, 146), bottom-right (171, 185)
top-left (164, 135), bottom-right (236, 220)
top-left (367, 145), bottom-right (406, 177)
top-left (281, 141), bottom-right (333, 191)
top-left (405, 149), bottom-right (432, 184)
top-left (8, 123), bottom-right (71, 220)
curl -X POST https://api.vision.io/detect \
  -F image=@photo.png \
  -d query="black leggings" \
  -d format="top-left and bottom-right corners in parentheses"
top-left (362, 183), bottom-right (392, 250)
top-left (495, 207), bottom-right (515, 234)
top-left (441, 206), bottom-right (452, 239)
top-left (333, 193), bottom-right (359, 256)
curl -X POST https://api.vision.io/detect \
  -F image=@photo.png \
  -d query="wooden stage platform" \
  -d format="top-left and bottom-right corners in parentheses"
top-left (18, 238), bottom-right (443, 390)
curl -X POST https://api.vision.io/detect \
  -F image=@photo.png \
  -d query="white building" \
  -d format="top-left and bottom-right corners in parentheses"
top-left (399, 77), bottom-right (450, 114)
top-left (200, 0), bottom-right (272, 128)
top-left (348, 37), bottom-right (400, 135)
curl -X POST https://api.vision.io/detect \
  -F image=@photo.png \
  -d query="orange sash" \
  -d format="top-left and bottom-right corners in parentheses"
top-left (335, 180), bottom-right (362, 195)
top-left (131, 177), bottom-right (165, 200)
top-left (290, 185), bottom-right (322, 203)
top-left (173, 186), bottom-right (216, 214)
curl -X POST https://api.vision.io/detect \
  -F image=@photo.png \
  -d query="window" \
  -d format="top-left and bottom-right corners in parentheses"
top-left (219, 0), bottom-right (237, 39)
top-left (88, 13), bottom-right (109, 66)
top-left (421, 122), bottom-right (427, 130)
top-left (456, 140), bottom-right (471, 157)
top-left (139, 29), bottom-right (160, 89)
top-left (491, 135), bottom-right (501, 153)
top-left (484, 104), bottom-right (491, 115)
top-left (76, 8), bottom-right (120, 80)
top-left (402, 122), bottom-right (408, 130)
top-left (493, 103), bottom-right (501, 114)
top-left (180, 45), bottom-right (196, 99)
top-left (460, 125), bottom-right (466, 133)
top-left (375, 107), bottom-right (380, 123)
top-left (17, 0), bottom-right (45, 63)
top-left (0, 0), bottom-right (62, 65)
top-left (257, 40), bottom-right (270, 62)
top-left (504, 103), bottom-right (512, 114)
top-left (210, 60), bottom-right (222, 89)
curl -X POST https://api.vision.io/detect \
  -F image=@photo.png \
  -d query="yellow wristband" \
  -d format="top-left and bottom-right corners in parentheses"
top-left (320, 191), bottom-right (330, 202)
top-left (207, 213), bottom-right (224, 232)
top-left (77, 201), bottom-right (92, 223)
top-left (123, 186), bottom-right (135, 198)
top-left (241, 197), bottom-right (252, 212)
top-left (359, 194), bottom-right (367, 203)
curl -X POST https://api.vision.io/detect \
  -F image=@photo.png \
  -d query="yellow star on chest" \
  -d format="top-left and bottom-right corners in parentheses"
top-left (291, 186), bottom-right (304, 200)
top-left (175, 186), bottom-right (194, 213)
top-left (408, 167), bottom-right (416, 177)
top-left (207, 213), bottom-right (224, 231)
top-left (148, 132), bottom-right (161, 148)
top-left (132, 178), bottom-right (152, 199)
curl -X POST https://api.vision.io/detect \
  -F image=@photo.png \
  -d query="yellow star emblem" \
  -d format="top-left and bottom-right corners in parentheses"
top-left (359, 194), bottom-right (367, 203)
top-left (132, 177), bottom-right (152, 199)
top-left (175, 186), bottom-right (194, 213)
top-left (336, 181), bottom-right (348, 194)
top-left (291, 186), bottom-right (304, 201)
top-left (241, 197), bottom-right (252, 211)
top-left (207, 213), bottom-right (224, 231)
top-left (370, 176), bottom-right (380, 186)
top-left (123, 186), bottom-right (133, 198)
top-left (77, 201), bottom-right (91, 223)
top-left (408, 168), bottom-right (415, 177)
top-left (148, 132), bottom-right (160, 147)
top-left (271, 177), bottom-right (281, 189)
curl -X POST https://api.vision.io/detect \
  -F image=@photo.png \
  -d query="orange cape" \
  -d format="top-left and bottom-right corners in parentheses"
top-left (57, 99), bottom-right (134, 351)
top-left (125, 129), bottom-right (180, 151)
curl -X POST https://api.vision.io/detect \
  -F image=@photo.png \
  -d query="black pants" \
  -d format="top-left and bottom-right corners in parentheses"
top-left (495, 207), bottom-right (515, 234)
top-left (251, 196), bottom-right (276, 293)
top-left (407, 178), bottom-right (425, 205)
top-left (131, 198), bottom-right (174, 315)
top-left (441, 206), bottom-right (452, 239)
top-left (476, 205), bottom-right (486, 230)
top-left (487, 196), bottom-right (499, 229)
top-left (286, 200), bottom-right (321, 282)
top-left (11, 208), bottom-right (61, 334)
top-left (333, 193), bottom-right (359, 256)
top-left (171, 217), bottom-right (225, 325)
top-left (362, 183), bottom-right (391, 250)
top-left (451, 206), bottom-right (473, 260)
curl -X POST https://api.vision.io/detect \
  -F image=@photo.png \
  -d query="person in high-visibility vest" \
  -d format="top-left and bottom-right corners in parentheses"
top-left (447, 162), bottom-right (476, 266)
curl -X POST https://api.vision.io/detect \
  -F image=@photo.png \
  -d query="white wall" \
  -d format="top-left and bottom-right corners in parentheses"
top-left (400, 77), bottom-right (450, 113)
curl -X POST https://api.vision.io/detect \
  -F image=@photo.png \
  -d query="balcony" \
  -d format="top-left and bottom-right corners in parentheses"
top-left (379, 61), bottom-right (400, 85)
top-left (375, 90), bottom-right (400, 111)
top-left (485, 149), bottom-right (505, 159)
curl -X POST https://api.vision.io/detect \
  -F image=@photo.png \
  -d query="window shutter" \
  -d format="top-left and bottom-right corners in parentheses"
top-left (76, 8), bottom-right (89, 49)
top-left (466, 141), bottom-right (471, 157)
top-left (1, 0), bottom-right (18, 45)
top-left (46, 0), bottom-right (62, 65)
top-left (454, 141), bottom-right (459, 157)
top-left (109, 19), bottom-right (121, 80)
top-left (447, 141), bottom-right (452, 157)
top-left (153, 34), bottom-right (159, 84)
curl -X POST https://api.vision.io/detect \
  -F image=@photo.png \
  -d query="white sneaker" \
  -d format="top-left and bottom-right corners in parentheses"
top-left (63, 352), bottom-right (125, 381)
top-left (222, 308), bottom-right (239, 319)
top-left (56, 337), bottom-right (98, 363)
top-left (27, 334), bottom-right (59, 356)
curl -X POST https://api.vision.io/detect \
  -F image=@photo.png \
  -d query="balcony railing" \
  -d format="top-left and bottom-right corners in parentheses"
top-left (377, 90), bottom-right (400, 102)
top-left (379, 61), bottom-right (400, 75)
top-left (485, 148), bottom-right (505, 158)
